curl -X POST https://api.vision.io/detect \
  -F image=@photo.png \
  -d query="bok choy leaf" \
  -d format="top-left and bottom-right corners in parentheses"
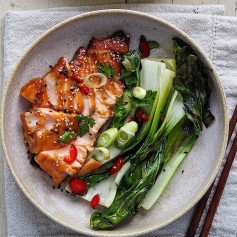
top-left (90, 140), bottom-right (167, 229)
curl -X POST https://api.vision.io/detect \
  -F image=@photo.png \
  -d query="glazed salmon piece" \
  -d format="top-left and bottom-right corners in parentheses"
top-left (88, 31), bottom-right (129, 56)
top-left (35, 145), bottom-right (88, 186)
top-left (70, 47), bottom-right (96, 115)
top-left (78, 158), bottom-right (101, 177)
top-left (21, 107), bottom-right (79, 153)
top-left (20, 77), bottom-right (49, 106)
top-left (87, 32), bottom-right (127, 106)
top-left (87, 31), bottom-right (129, 78)
top-left (20, 57), bottom-right (85, 113)
top-left (70, 46), bottom-right (96, 81)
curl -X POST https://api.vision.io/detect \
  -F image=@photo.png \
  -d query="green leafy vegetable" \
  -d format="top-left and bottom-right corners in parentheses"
top-left (148, 57), bottom-right (176, 72)
top-left (57, 132), bottom-right (77, 142)
top-left (120, 50), bottom-right (141, 86)
top-left (142, 118), bottom-right (197, 210)
top-left (147, 41), bottom-right (159, 50)
top-left (130, 90), bottom-right (156, 107)
top-left (173, 38), bottom-right (214, 133)
top-left (111, 96), bottom-right (127, 128)
top-left (74, 115), bottom-right (95, 137)
top-left (119, 69), bottom-right (137, 89)
top-left (111, 90), bottom-right (156, 128)
top-left (139, 35), bottom-right (159, 51)
top-left (161, 60), bottom-right (174, 71)
top-left (90, 140), bottom-right (166, 229)
top-left (97, 63), bottom-right (115, 78)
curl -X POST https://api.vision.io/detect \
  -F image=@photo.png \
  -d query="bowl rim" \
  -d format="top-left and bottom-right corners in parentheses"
top-left (1, 9), bottom-right (229, 237)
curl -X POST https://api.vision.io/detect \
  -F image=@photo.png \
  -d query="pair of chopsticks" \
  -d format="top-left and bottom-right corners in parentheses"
top-left (186, 105), bottom-right (237, 237)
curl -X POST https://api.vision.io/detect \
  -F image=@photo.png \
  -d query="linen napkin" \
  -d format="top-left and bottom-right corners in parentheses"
top-left (3, 4), bottom-right (237, 237)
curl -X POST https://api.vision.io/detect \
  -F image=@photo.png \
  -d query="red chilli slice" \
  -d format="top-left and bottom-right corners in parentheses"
top-left (160, 115), bottom-right (166, 123)
top-left (128, 117), bottom-right (135, 123)
top-left (69, 177), bottom-right (87, 194)
top-left (70, 144), bottom-right (77, 161)
top-left (139, 42), bottom-right (150, 58)
top-left (90, 194), bottom-right (100, 209)
top-left (142, 114), bottom-right (150, 121)
top-left (109, 158), bottom-right (123, 175)
top-left (72, 72), bottom-right (83, 83)
top-left (135, 109), bottom-right (150, 122)
top-left (135, 109), bottom-right (143, 122)
top-left (80, 84), bottom-right (89, 95)
top-left (64, 144), bottom-right (77, 163)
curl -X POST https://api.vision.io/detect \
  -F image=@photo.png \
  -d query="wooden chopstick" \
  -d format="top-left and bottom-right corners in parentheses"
top-left (200, 131), bottom-right (237, 236)
top-left (186, 105), bottom-right (237, 237)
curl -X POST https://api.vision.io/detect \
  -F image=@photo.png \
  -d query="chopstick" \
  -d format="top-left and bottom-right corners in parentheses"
top-left (186, 105), bottom-right (237, 237)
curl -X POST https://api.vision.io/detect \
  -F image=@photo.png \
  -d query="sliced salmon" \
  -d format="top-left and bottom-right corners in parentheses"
top-left (78, 158), bottom-right (101, 177)
top-left (87, 31), bottom-right (129, 78)
top-left (20, 31), bottom-right (129, 185)
top-left (35, 145), bottom-right (88, 186)
top-left (20, 57), bottom-right (85, 114)
top-left (21, 107), bottom-right (79, 153)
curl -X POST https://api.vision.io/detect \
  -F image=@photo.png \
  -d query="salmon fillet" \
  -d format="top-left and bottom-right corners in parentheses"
top-left (21, 107), bottom-right (79, 153)
top-left (35, 145), bottom-right (88, 186)
top-left (20, 31), bottom-right (129, 186)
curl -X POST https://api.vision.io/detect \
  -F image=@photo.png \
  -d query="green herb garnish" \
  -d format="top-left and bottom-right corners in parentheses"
top-left (130, 90), bottom-right (157, 107)
top-left (139, 35), bottom-right (159, 51)
top-left (75, 115), bottom-right (95, 137)
top-left (58, 132), bottom-right (77, 142)
top-left (97, 63), bottom-right (115, 79)
top-left (120, 50), bottom-right (141, 86)
top-left (111, 96), bottom-right (127, 128)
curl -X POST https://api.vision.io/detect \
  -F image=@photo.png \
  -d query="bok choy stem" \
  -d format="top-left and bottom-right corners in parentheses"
top-left (90, 140), bottom-right (167, 229)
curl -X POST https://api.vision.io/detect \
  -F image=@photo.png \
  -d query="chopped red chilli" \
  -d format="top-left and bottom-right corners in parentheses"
top-left (139, 42), bottom-right (150, 58)
top-left (160, 115), bottom-right (166, 123)
top-left (109, 157), bottom-right (123, 175)
top-left (135, 109), bottom-right (150, 122)
top-left (80, 84), bottom-right (89, 95)
top-left (135, 109), bottom-right (143, 121)
top-left (69, 177), bottom-right (87, 194)
top-left (142, 114), bottom-right (149, 121)
top-left (64, 144), bottom-right (77, 163)
top-left (72, 72), bottom-right (83, 83)
top-left (90, 194), bottom-right (100, 208)
top-left (128, 117), bottom-right (135, 123)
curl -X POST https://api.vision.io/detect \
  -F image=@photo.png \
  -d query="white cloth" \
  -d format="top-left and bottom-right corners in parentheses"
top-left (3, 4), bottom-right (237, 237)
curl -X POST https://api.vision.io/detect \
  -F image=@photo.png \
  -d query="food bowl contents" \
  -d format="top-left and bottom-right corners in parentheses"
top-left (20, 32), bottom-right (214, 229)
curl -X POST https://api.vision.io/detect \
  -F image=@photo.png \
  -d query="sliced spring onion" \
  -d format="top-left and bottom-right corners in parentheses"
top-left (97, 128), bottom-right (118, 147)
top-left (116, 121), bottom-right (138, 148)
top-left (133, 87), bottom-right (146, 99)
top-left (84, 73), bottom-right (107, 89)
top-left (89, 147), bottom-right (110, 164)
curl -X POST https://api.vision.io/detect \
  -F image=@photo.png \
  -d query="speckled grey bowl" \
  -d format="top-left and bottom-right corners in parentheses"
top-left (1, 10), bottom-right (228, 236)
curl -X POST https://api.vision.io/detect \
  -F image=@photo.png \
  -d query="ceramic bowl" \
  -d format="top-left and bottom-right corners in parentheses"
top-left (1, 10), bottom-right (228, 236)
